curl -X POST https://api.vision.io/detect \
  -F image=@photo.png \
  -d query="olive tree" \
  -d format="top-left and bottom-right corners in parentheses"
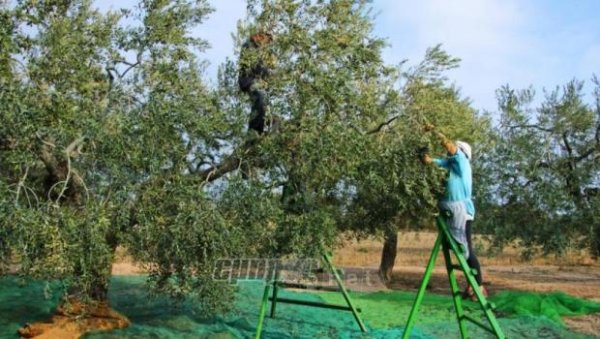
top-left (0, 0), bottom-right (494, 335)
top-left (342, 46), bottom-right (491, 282)
top-left (477, 78), bottom-right (600, 258)
top-left (1, 0), bottom-right (240, 333)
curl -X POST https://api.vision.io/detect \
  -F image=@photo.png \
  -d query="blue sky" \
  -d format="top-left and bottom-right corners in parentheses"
top-left (96, 0), bottom-right (600, 113)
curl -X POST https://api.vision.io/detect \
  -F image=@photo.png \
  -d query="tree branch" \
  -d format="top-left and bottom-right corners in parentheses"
top-left (37, 135), bottom-right (88, 205)
top-left (65, 136), bottom-right (86, 157)
top-left (563, 132), bottom-right (573, 157)
top-left (197, 155), bottom-right (242, 184)
top-left (14, 167), bottom-right (29, 207)
top-left (366, 115), bottom-right (399, 134)
top-left (194, 136), bottom-right (263, 184)
top-left (575, 145), bottom-right (600, 162)
top-left (536, 161), bottom-right (552, 169)
top-left (506, 124), bottom-right (554, 133)
top-left (116, 50), bottom-right (143, 78)
top-left (37, 135), bottom-right (59, 178)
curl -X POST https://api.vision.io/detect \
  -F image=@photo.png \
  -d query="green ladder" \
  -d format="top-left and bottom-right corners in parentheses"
top-left (255, 252), bottom-right (367, 338)
top-left (403, 215), bottom-right (505, 339)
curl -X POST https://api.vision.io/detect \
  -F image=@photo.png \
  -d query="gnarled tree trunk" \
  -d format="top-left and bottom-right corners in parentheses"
top-left (379, 229), bottom-right (398, 284)
top-left (17, 140), bottom-right (130, 338)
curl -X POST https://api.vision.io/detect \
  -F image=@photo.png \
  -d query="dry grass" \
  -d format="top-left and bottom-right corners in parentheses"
top-left (110, 231), bottom-right (600, 299)
top-left (331, 231), bottom-right (600, 302)
top-left (332, 231), bottom-right (599, 268)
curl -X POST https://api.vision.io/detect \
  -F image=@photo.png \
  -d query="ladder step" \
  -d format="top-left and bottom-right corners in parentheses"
top-left (275, 281), bottom-right (341, 292)
top-left (426, 216), bottom-right (506, 339)
top-left (268, 297), bottom-right (362, 312)
top-left (451, 265), bottom-right (463, 271)
top-left (312, 267), bottom-right (345, 276)
top-left (451, 264), bottom-right (479, 276)
top-left (461, 315), bottom-right (495, 335)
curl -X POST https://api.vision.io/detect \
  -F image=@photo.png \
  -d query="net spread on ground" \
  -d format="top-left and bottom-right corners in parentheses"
top-left (1, 275), bottom-right (599, 338)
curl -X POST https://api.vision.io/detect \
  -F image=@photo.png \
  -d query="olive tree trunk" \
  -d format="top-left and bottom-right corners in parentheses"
top-left (379, 229), bottom-right (398, 284)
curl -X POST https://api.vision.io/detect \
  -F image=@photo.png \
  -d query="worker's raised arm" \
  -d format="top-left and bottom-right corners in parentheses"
top-left (438, 132), bottom-right (457, 155)
top-left (424, 123), bottom-right (457, 155)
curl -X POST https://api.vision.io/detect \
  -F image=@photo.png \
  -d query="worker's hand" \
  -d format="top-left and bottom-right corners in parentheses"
top-left (423, 123), bottom-right (435, 132)
top-left (416, 146), bottom-right (430, 164)
top-left (421, 154), bottom-right (433, 165)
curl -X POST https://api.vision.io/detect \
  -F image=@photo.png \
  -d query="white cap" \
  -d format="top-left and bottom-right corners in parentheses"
top-left (456, 141), bottom-right (472, 160)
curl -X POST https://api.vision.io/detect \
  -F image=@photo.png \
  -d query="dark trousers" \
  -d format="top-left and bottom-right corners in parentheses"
top-left (248, 88), bottom-right (267, 134)
top-left (465, 220), bottom-right (483, 285)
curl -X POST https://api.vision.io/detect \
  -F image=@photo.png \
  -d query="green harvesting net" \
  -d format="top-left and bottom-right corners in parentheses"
top-left (492, 290), bottom-right (600, 324)
top-left (0, 275), bottom-right (599, 338)
top-left (320, 289), bottom-right (600, 338)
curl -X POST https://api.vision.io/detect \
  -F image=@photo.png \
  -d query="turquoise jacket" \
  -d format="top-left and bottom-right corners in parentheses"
top-left (433, 149), bottom-right (475, 217)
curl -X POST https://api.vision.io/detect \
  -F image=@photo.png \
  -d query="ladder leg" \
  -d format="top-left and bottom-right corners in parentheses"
top-left (402, 233), bottom-right (443, 339)
top-left (453, 246), bottom-right (505, 338)
top-left (441, 237), bottom-right (468, 339)
top-left (255, 282), bottom-right (272, 339)
top-left (438, 217), bottom-right (506, 339)
top-left (270, 270), bottom-right (280, 318)
top-left (322, 252), bottom-right (368, 332)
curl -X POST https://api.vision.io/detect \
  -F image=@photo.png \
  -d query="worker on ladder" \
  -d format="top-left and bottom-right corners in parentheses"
top-left (420, 123), bottom-right (487, 299)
